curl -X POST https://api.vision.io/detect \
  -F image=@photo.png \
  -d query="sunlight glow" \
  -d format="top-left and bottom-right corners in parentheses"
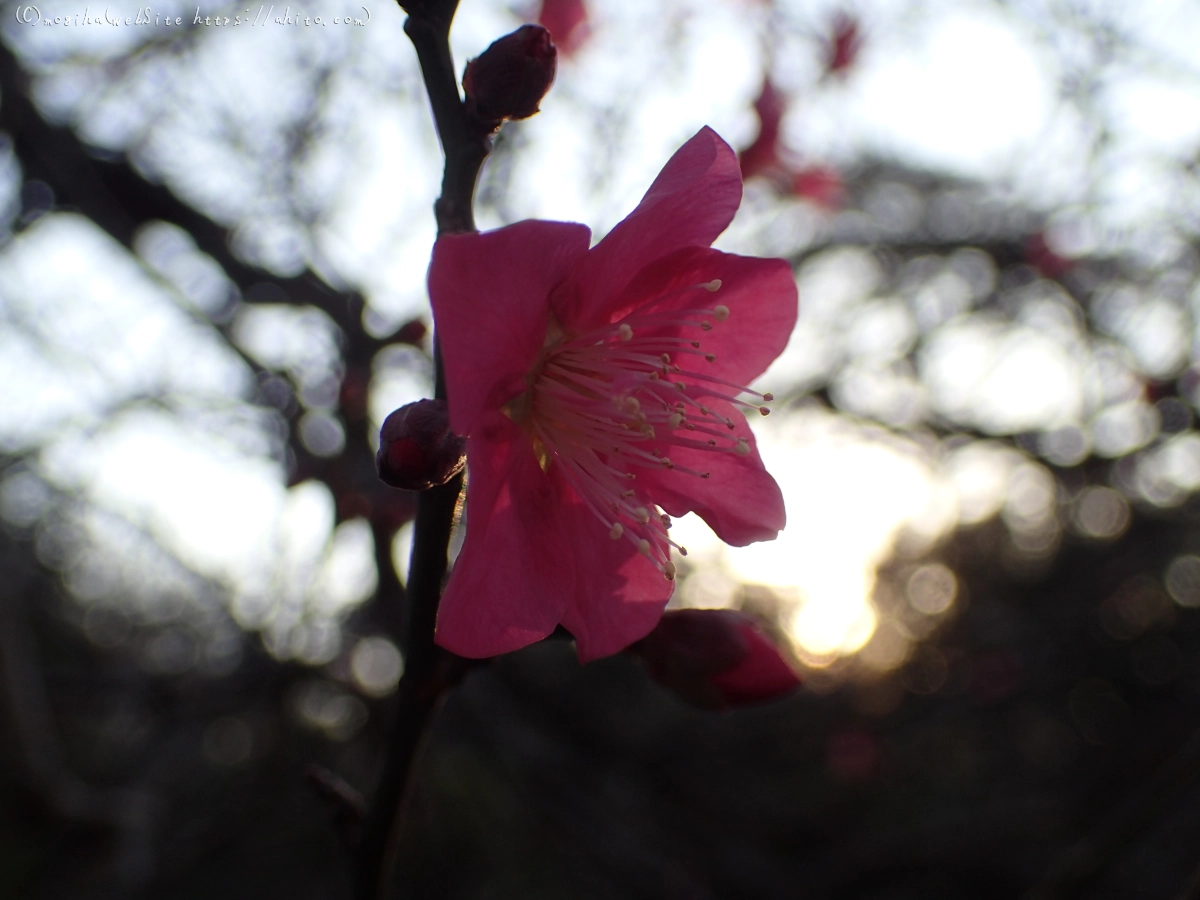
top-left (673, 408), bottom-right (956, 664)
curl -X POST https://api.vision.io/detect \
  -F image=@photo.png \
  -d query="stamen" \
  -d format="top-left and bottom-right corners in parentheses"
top-left (514, 282), bottom-right (774, 574)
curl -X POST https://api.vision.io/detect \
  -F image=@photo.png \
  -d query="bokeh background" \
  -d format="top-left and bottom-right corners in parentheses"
top-left (4, 0), bottom-right (1200, 896)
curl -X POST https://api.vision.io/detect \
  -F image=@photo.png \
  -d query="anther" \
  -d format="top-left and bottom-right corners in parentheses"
top-left (759, 407), bottom-right (770, 416)
top-left (703, 279), bottom-right (722, 292)
top-left (624, 397), bottom-right (640, 414)
top-left (638, 539), bottom-right (651, 555)
top-left (618, 324), bottom-right (633, 341)
top-left (735, 439), bottom-right (750, 457)
top-left (660, 353), bottom-right (671, 364)
top-left (705, 354), bottom-right (715, 363)
top-left (635, 507), bottom-right (650, 524)
top-left (667, 412), bottom-right (683, 428)
top-left (762, 392), bottom-right (774, 401)
top-left (664, 561), bottom-right (677, 581)
top-left (713, 305), bottom-right (730, 321)
top-left (609, 523), bottom-right (624, 540)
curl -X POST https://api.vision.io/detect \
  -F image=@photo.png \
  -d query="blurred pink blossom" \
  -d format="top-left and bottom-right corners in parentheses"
top-left (536, 0), bottom-right (590, 57)
top-left (740, 79), bottom-right (845, 210)
top-left (790, 165), bottom-right (844, 210)
top-left (739, 80), bottom-right (788, 182)
top-left (825, 11), bottom-right (862, 76)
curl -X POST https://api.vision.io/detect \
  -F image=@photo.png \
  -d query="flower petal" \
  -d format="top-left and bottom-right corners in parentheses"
top-left (556, 489), bottom-right (675, 662)
top-left (611, 246), bottom-right (798, 387)
top-left (430, 220), bottom-right (592, 435)
top-left (642, 400), bottom-right (785, 546)
top-left (434, 412), bottom-right (572, 657)
top-left (550, 127), bottom-right (742, 331)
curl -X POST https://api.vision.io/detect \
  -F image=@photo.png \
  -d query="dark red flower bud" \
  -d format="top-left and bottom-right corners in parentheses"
top-left (394, 317), bottom-right (428, 346)
top-left (463, 25), bottom-right (557, 126)
top-left (376, 399), bottom-right (466, 491)
top-left (632, 609), bottom-right (801, 709)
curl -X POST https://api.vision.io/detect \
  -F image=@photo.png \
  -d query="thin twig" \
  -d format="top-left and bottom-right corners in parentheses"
top-left (354, 1), bottom-right (489, 897)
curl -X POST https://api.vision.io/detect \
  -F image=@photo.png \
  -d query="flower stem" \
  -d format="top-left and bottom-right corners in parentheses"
top-left (354, 1), bottom-right (487, 897)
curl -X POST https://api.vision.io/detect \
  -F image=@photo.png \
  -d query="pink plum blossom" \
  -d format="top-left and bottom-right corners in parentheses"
top-left (428, 127), bottom-right (798, 661)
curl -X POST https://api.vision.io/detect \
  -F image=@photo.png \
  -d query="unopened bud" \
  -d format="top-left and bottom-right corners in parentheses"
top-left (376, 399), bottom-right (466, 491)
top-left (462, 24), bottom-right (557, 126)
top-left (631, 609), bottom-right (801, 709)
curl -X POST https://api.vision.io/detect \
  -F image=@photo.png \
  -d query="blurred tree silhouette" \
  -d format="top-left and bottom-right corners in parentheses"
top-left (4, 1), bottom-right (1200, 898)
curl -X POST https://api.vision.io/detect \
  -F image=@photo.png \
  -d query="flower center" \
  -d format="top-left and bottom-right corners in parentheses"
top-left (512, 280), bottom-right (773, 580)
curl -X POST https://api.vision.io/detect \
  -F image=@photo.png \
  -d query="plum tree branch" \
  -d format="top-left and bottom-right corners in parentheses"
top-left (354, 1), bottom-right (488, 897)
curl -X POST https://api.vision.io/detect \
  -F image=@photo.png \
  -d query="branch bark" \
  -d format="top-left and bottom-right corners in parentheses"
top-left (354, 1), bottom-right (489, 897)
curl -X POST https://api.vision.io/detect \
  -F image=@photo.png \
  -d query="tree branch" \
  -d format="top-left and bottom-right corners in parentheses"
top-left (354, 1), bottom-right (487, 897)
